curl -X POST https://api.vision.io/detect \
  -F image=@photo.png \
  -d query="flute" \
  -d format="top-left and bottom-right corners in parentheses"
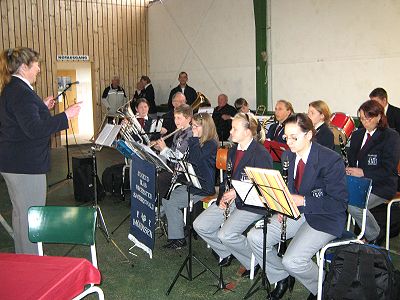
top-left (149, 128), bottom-right (182, 148)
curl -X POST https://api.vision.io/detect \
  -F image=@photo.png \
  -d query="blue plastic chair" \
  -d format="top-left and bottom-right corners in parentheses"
top-left (316, 175), bottom-right (372, 300)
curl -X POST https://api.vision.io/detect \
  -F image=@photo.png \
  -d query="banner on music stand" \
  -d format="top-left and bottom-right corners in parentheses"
top-left (128, 152), bottom-right (156, 258)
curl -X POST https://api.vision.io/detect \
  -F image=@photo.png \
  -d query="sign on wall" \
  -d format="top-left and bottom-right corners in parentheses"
top-left (56, 55), bottom-right (89, 61)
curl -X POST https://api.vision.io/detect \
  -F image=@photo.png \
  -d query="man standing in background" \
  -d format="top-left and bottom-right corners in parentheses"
top-left (212, 94), bottom-right (236, 141)
top-left (101, 75), bottom-right (127, 123)
top-left (369, 87), bottom-right (400, 135)
top-left (167, 71), bottom-right (197, 109)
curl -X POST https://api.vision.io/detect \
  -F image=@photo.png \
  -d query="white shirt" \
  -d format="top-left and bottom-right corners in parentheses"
top-left (12, 74), bottom-right (33, 90)
top-left (361, 128), bottom-right (377, 148)
top-left (237, 138), bottom-right (253, 151)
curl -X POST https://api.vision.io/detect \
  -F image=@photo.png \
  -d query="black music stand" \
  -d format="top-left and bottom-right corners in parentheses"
top-left (48, 83), bottom-right (77, 188)
top-left (166, 161), bottom-right (219, 296)
top-left (93, 125), bottom-right (130, 263)
top-left (231, 172), bottom-right (299, 300)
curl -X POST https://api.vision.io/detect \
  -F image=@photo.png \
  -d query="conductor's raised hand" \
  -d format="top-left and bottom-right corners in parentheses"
top-left (43, 96), bottom-right (55, 110)
top-left (65, 102), bottom-right (82, 120)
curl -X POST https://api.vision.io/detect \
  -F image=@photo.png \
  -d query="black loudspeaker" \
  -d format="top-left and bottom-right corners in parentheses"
top-left (72, 156), bottom-right (105, 202)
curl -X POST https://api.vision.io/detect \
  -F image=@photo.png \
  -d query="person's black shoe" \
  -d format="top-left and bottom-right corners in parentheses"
top-left (162, 238), bottom-right (187, 250)
top-left (241, 264), bottom-right (260, 278)
top-left (270, 275), bottom-right (295, 299)
top-left (307, 292), bottom-right (317, 300)
top-left (218, 254), bottom-right (235, 267)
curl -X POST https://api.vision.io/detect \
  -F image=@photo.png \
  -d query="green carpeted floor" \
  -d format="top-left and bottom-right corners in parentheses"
top-left (0, 145), bottom-right (399, 299)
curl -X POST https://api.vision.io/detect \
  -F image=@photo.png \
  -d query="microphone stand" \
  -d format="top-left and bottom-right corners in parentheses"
top-left (48, 83), bottom-right (76, 189)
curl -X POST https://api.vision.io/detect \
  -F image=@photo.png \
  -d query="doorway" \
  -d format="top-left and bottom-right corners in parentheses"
top-left (57, 62), bottom-right (94, 145)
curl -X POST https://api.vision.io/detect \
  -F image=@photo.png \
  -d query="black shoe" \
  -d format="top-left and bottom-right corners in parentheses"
top-left (162, 238), bottom-right (187, 249)
top-left (270, 275), bottom-right (295, 299)
top-left (218, 254), bottom-right (235, 267)
top-left (241, 264), bottom-right (260, 278)
top-left (307, 292), bottom-right (317, 300)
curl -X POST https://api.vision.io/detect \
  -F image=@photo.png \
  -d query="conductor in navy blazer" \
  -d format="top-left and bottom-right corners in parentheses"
top-left (346, 100), bottom-right (400, 242)
top-left (0, 47), bottom-right (81, 254)
top-left (248, 113), bottom-right (348, 299)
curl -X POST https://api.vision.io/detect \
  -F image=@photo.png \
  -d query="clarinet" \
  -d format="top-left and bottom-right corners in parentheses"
top-left (277, 156), bottom-right (289, 257)
top-left (338, 135), bottom-right (349, 167)
top-left (164, 147), bottom-right (189, 200)
top-left (223, 159), bottom-right (233, 220)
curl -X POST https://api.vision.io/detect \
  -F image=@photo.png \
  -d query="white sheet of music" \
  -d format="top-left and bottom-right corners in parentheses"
top-left (150, 118), bottom-right (163, 132)
top-left (95, 124), bottom-right (121, 147)
top-left (231, 179), bottom-right (264, 207)
top-left (185, 162), bottom-right (201, 189)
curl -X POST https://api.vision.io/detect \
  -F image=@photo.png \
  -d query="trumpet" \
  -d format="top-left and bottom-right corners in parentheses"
top-left (148, 128), bottom-right (182, 148)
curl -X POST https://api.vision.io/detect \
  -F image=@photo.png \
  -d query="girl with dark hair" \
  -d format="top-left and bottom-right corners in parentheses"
top-left (346, 100), bottom-right (400, 243)
top-left (0, 47), bottom-right (81, 254)
top-left (248, 113), bottom-right (348, 300)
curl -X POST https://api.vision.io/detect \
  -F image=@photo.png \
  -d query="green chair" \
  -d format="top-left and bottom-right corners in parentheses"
top-left (28, 206), bottom-right (104, 300)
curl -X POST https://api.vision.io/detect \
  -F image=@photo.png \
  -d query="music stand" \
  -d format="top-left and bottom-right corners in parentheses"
top-left (263, 140), bottom-right (289, 163)
top-left (93, 124), bottom-right (130, 263)
top-left (166, 160), bottom-right (219, 296)
top-left (232, 167), bottom-right (300, 299)
top-left (48, 83), bottom-right (77, 189)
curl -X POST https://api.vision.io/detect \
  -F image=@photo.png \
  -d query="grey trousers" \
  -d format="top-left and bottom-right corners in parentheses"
top-left (193, 202), bottom-right (263, 270)
top-left (247, 215), bottom-right (335, 295)
top-left (1, 172), bottom-right (46, 254)
top-left (162, 185), bottom-right (204, 239)
top-left (348, 193), bottom-right (386, 241)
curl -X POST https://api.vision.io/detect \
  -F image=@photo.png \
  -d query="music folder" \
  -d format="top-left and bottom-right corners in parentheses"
top-left (263, 140), bottom-right (289, 163)
top-left (231, 167), bottom-right (300, 219)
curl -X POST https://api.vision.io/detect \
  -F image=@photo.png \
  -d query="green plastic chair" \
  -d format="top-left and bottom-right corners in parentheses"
top-left (28, 206), bottom-right (104, 300)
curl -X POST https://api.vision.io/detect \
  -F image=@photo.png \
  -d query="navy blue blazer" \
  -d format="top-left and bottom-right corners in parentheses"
top-left (348, 127), bottom-right (400, 199)
top-left (220, 140), bottom-right (273, 215)
top-left (315, 123), bottom-right (335, 150)
top-left (266, 122), bottom-right (286, 144)
top-left (188, 138), bottom-right (217, 196)
top-left (0, 76), bottom-right (69, 174)
top-left (284, 142), bottom-right (348, 238)
top-left (142, 84), bottom-right (157, 114)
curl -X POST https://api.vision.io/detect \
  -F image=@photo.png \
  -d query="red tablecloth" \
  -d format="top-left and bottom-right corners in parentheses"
top-left (0, 253), bottom-right (101, 300)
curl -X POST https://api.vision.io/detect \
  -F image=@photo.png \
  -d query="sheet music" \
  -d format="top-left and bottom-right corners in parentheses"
top-left (185, 162), bottom-right (202, 189)
top-left (244, 167), bottom-right (300, 219)
top-left (150, 118), bottom-right (163, 132)
top-left (95, 124), bottom-right (121, 147)
top-left (198, 107), bottom-right (214, 114)
top-left (130, 140), bottom-right (173, 173)
top-left (231, 180), bottom-right (264, 207)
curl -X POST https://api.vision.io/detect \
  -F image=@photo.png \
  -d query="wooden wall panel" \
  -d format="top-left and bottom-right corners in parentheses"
top-left (1, 0), bottom-right (149, 145)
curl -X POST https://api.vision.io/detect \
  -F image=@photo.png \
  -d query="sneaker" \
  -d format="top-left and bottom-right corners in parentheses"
top-left (162, 238), bottom-right (187, 250)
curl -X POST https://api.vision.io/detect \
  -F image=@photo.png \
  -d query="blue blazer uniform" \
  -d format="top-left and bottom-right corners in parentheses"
top-left (0, 76), bottom-right (68, 174)
top-left (284, 142), bottom-right (348, 238)
top-left (220, 139), bottom-right (273, 215)
top-left (266, 122), bottom-right (286, 144)
top-left (315, 122), bottom-right (335, 150)
top-left (348, 127), bottom-right (400, 200)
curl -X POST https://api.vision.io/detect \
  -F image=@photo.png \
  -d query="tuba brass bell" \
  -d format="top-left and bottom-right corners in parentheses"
top-left (191, 92), bottom-right (211, 112)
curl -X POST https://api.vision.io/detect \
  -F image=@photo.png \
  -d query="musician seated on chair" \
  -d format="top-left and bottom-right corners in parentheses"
top-left (161, 92), bottom-right (187, 147)
top-left (346, 100), bottom-right (400, 244)
top-left (162, 113), bottom-right (218, 250)
top-left (266, 99), bottom-right (294, 144)
top-left (134, 98), bottom-right (159, 141)
top-left (193, 113), bottom-right (273, 278)
top-left (154, 104), bottom-right (193, 220)
top-left (307, 100), bottom-right (335, 150)
top-left (247, 113), bottom-right (348, 300)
